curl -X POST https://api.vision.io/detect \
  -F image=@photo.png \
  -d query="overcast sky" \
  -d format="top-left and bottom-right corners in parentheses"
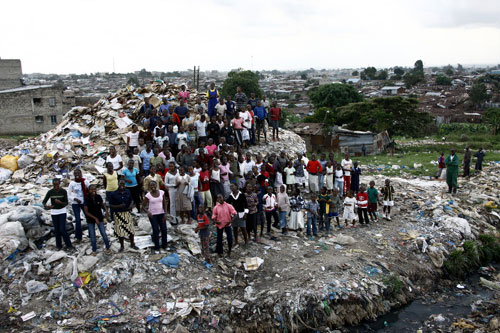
top-left (1, 0), bottom-right (499, 74)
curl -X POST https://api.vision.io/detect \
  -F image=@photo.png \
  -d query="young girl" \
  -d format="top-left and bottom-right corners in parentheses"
top-left (195, 205), bottom-right (211, 264)
top-left (334, 164), bottom-right (344, 198)
top-left (283, 161), bottom-right (296, 192)
top-left (289, 189), bottom-right (305, 231)
top-left (343, 190), bottom-right (357, 228)
top-left (325, 161), bottom-right (334, 192)
top-left (381, 179), bottom-right (395, 220)
top-left (330, 188), bottom-right (341, 228)
top-left (274, 167), bottom-right (284, 193)
top-left (367, 180), bottom-right (379, 222)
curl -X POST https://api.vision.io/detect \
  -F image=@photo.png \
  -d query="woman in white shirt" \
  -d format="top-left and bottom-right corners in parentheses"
top-left (106, 146), bottom-right (123, 173)
top-left (165, 162), bottom-right (179, 217)
top-left (176, 127), bottom-right (189, 150)
top-left (67, 169), bottom-right (90, 242)
top-left (126, 125), bottom-right (140, 152)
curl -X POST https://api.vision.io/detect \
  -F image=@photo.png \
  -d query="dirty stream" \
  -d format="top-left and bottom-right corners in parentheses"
top-left (348, 268), bottom-right (498, 332)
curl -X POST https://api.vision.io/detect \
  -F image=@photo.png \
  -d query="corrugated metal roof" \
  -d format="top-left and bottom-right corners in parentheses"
top-left (0, 84), bottom-right (53, 94)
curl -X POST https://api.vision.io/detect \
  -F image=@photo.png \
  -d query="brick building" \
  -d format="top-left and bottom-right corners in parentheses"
top-left (0, 58), bottom-right (75, 135)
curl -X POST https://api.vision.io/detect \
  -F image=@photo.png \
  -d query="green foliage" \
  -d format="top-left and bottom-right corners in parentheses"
top-left (444, 234), bottom-right (500, 279)
top-left (376, 70), bottom-right (388, 80)
top-left (394, 67), bottom-right (405, 76)
top-left (403, 60), bottom-right (425, 88)
top-left (308, 83), bottom-right (363, 110)
top-left (382, 275), bottom-right (403, 296)
top-left (303, 107), bottom-right (335, 126)
top-left (361, 67), bottom-right (377, 80)
top-left (300, 73), bottom-right (307, 80)
top-left (287, 103), bottom-right (297, 108)
top-left (352, 70), bottom-right (359, 76)
top-left (435, 74), bottom-right (452, 86)
top-left (280, 109), bottom-right (300, 127)
top-left (483, 108), bottom-right (500, 134)
top-left (438, 123), bottom-right (491, 135)
top-left (221, 70), bottom-right (263, 98)
top-left (336, 97), bottom-right (433, 136)
top-left (126, 75), bottom-right (139, 86)
top-left (469, 83), bottom-right (489, 106)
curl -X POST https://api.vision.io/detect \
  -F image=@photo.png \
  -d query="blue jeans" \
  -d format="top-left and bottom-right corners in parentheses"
top-left (320, 212), bottom-right (330, 231)
top-left (216, 226), bottom-right (233, 254)
top-left (88, 221), bottom-right (110, 252)
top-left (51, 213), bottom-right (72, 249)
top-left (318, 174), bottom-right (325, 190)
top-left (149, 214), bottom-right (168, 250)
top-left (105, 192), bottom-right (114, 221)
top-left (279, 211), bottom-right (288, 229)
top-left (191, 192), bottom-right (202, 220)
top-left (72, 203), bottom-right (84, 240)
top-left (334, 179), bottom-right (344, 198)
top-left (307, 215), bottom-right (318, 236)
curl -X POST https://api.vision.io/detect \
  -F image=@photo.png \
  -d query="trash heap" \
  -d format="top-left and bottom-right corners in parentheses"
top-left (0, 160), bottom-right (498, 331)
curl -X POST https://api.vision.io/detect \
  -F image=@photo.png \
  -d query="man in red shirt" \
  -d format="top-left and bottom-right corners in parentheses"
top-left (356, 186), bottom-right (369, 225)
top-left (269, 101), bottom-right (281, 141)
top-left (306, 154), bottom-right (322, 193)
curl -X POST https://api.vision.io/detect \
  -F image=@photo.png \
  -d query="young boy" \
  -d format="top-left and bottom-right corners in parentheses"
top-left (381, 179), bottom-right (395, 220)
top-left (356, 186), bottom-right (369, 225)
top-left (263, 186), bottom-right (279, 236)
top-left (318, 187), bottom-right (331, 232)
top-left (277, 185), bottom-right (290, 235)
top-left (330, 188), bottom-right (341, 229)
top-left (343, 190), bottom-right (357, 228)
top-left (350, 161), bottom-right (361, 195)
top-left (212, 194), bottom-right (237, 257)
top-left (367, 181), bottom-right (378, 222)
top-left (195, 205), bottom-right (211, 264)
top-left (305, 193), bottom-right (320, 238)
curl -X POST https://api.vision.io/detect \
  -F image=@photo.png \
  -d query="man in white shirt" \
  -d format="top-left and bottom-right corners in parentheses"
top-left (194, 115), bottom-right (208, 143)
top-left (215, 98), bottom-right (227, 117)
top-left (242, 152), bottom-right (256, 177)
top-left (341, 153), bottom-right (352, 196)
top-left (67, 169), bottom-right (90, 242)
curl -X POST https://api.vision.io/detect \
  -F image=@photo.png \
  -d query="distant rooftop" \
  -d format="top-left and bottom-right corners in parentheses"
top-left (0, 84), bottom-right (53, 94)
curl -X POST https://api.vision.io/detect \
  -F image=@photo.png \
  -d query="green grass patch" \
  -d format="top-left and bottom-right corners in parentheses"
top-left (382, 274), bottom-right (403, 296)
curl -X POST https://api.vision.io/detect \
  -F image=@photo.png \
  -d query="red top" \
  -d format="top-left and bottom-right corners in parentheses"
top-left (270, 107), bottom-right (281, 121)
top-left (438, 156), bottom-right (445, 168)
top-left (306, 160), bottom-right (322, 174)
top-left (259, 171), bottom-right (270, 187)
top-left (197, 154), bottom-right (213, 167)
top-left (172, 113), bottom-right (181, 125)
top-left (199, 170), bottom-right (210, 191)
top-left (356, 192), bottom-right (369, 208)
top-left (249, 110), bottom-right (254, 124)
top-left (197, 214), bottom-right (210, 229)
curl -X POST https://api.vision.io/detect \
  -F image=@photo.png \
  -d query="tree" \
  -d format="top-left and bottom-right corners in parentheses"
top-left (414, 60), bottom-right (424, 74)
top-left (361, 67), bottom-right (377, 80)
top-left (127, 75), bottom-right (139, 86)
top-left (394, 67), bottom-right (405, 76)
top-left (435, 74), bottom-right (452, 86)
top-left (444, 64), bottom-right (454, 76)
top-left (300, 73), bottom-right (307, 80)
top-left (303, 107), bottom-right (336, 126)
top-left (336, 97), bottom-right (433, 136)
top-left (352, 70), bottom-right (359, 76)
top-left (221, 70), bottom-right (263, 98)
top-left (280, 109), bottom-right (300, 127)
top-left (483, 108), bottom-right (500, 134)
top-left (308, 83), bottom-right (363, 110)
top-left (376, 70), bottom-right (388, 80)
top-left (457, 63), bottom-right (464, 72)
top-left (469, 83), bottom-right (489, 107)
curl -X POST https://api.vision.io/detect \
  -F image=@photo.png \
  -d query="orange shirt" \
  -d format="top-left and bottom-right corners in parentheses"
top-left (306, 160), bottom-right (322, 174)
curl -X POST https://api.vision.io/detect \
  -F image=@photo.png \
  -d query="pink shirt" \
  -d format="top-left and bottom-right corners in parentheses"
top-left (212, 202), bottom-right (236, 229)
top-left (219, 163), bottom-right (232, 182)
top-left (146, 190), bottom-right (165, 215)
top-left (231, 118), bottom-right (244, 130)
top-left (178, 91), bottom-right (189, 102)
top-left (205, 144), bottom-right (217, 156)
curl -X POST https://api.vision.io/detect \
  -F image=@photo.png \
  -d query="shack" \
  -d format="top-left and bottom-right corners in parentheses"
top-left (289, 123), bottom-right (390, 155)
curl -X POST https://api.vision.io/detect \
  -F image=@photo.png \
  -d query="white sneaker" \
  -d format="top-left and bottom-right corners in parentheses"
top-left (387, 215), bottom-right (391, 221)
top-left (381, 213), bottom-right (386, 219)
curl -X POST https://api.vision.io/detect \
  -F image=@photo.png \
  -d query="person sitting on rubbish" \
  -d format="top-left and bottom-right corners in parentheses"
top-left (43, 178), bottom-right (74, 251)
top-left (212, 194), bottom-right (237, 257)
top-left (83, 184), bottom-right (111, 255)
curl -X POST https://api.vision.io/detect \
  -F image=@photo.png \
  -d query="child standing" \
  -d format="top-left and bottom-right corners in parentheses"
top-left (277, 185), bottom-right (290, 235)
top-left (330, 188), bottom-right (341, 229)
top-left (305, 193), bottom-right (320, 237)
top-left (334, 164), bottom-right (344, 198)
top-left (288, 189), bottom-right (305, 231)
top-left (356, 186), bottom-right (369, 225)
top-left (212, 194), bottom-right (237, 257)
top-left (367, 181), bottom-right (379, 222)
top-left (343, 190), bottom-right (357, 228)
top-left (263, 186), bottom-right (279, 236)
top-left (381, 179), bottom-right (395, 220)
top-left (325, 161), bottom-right (334, 192)
top-left (350, 161), bottom-right (361, 194)
top-left (284, 162), bottom-right (296, 192)
top-left (318, 187), bottom-right (331, 232)
top-left (195, 205), bottom-right (211, 264)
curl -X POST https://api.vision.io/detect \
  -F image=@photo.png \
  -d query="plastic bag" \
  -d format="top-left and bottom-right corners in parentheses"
top-left (17, 155), bottom-right (34, 169)
top-left (0, 167), bottom-right (12, 184)
top-left (0, 221), bottom-right (28, 257)
top-left (25, 280), bottom-right (48, 294)
top-left (0, 155), bottom-right (19, 172)
top-left (159, 253), bottom-right (179, 268)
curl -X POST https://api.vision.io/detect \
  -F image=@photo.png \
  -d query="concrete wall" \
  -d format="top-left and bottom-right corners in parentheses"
top-left (0, 86), bottom-right (75, 135)
top-left (0, 59), bottom-right (23, 90)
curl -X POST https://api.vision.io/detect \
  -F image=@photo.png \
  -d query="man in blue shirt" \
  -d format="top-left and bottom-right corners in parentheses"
top-left (138, 97), bottom-right (154, 116)
top-left (253, 100), bottom-right (268, 144)
top-left (247, 92), bottom-right (258, 110)
top-left (159, 97), bottom-right (171, 116)
top-left (139, 143), bottom-right (154, 176)
top-left (174, 99), bottom-right (189, 121)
